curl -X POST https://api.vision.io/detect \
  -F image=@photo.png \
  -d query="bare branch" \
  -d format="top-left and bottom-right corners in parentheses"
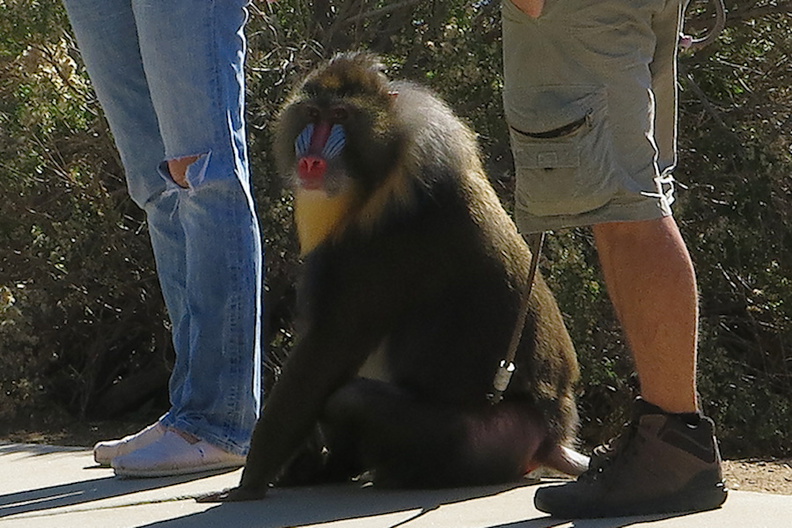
top-left (339, 0), bottom-right (422, 26)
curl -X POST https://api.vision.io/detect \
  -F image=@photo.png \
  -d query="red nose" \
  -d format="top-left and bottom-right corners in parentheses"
top-left (298, 156), bottom-right (327, 189)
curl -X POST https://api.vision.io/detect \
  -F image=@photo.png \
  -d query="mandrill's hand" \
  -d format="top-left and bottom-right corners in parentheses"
top-left (196, 486), bottom-right (268, 503)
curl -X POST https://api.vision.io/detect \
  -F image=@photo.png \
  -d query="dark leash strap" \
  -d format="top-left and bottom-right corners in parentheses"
top-left (487, 231), bottom-right (545, 405)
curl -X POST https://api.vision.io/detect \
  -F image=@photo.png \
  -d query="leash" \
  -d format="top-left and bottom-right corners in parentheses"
top-left (487, 231), bottom-right (545, 405)
top-left (680, 0), bottom-right (726, 51)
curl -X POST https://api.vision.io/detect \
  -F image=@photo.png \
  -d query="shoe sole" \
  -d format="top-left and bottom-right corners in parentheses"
top-left (114, 460), bottom-right (245, 478)
top-left (535, 482), bottom-right (728, 518)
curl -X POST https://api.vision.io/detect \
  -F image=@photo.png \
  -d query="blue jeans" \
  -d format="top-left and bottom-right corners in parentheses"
top-left (63, 0), bottom-right (262, 456)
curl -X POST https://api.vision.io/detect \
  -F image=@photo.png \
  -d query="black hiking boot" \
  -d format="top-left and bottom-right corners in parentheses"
top-left (534, 398), bottom-right (728, 518)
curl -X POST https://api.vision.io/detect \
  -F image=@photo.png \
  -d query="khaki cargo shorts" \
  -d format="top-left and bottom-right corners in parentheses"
top-left (502, 0), bottom-right (684, 233)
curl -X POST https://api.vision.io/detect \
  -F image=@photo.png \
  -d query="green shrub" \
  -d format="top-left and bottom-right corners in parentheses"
top-left (1, 0), bottom-right (790, 457)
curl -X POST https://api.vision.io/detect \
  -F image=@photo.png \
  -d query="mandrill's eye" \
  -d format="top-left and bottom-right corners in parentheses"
top-left (307, 107), bottom-right (320, 121)
top-left (331, 107), bottom-right (348, 123)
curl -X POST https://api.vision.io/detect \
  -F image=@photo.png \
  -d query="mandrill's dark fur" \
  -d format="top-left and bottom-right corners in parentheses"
top-left (211, 52), bottom-right (586, 501)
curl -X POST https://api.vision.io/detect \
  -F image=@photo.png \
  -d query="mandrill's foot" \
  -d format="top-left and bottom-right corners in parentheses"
top-left (196, 486), bottom-right (268, 503)
top-left (543, 444), bottom-right (590, 477)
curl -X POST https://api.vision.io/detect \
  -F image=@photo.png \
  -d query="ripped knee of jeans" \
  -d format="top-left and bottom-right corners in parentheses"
top-left (160, 152), bottom-right (211, 190)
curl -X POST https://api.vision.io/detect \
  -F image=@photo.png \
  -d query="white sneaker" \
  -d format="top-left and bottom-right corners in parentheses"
top-left (93, 422), bottom-right (166, 467)
top-left (111, 429), bottom-right (246, 477)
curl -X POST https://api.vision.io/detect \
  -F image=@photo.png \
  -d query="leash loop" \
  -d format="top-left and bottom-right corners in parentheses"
top-left (680, 0), bottom-right (727, 51)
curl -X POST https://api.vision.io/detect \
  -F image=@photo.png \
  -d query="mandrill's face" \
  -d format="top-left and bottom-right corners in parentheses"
top-left (287, 100), bottom-right (352, 196)
top-left (273, 55), bottom-right (405, 198)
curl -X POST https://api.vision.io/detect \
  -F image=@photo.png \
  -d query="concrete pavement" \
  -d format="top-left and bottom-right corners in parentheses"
top-left (0, 443), bottom-right (789, 527)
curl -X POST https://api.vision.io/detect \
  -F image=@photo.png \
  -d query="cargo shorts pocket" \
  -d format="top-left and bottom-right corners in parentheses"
top-left (507, 86), bottom-right (623, 217)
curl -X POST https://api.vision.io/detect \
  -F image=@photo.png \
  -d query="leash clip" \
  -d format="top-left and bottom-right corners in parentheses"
top-left (487, 360), bottom-right (516, 405)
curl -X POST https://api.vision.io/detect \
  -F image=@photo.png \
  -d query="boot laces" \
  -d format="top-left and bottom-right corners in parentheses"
top-left (581, 419), bottom-right (644, 483)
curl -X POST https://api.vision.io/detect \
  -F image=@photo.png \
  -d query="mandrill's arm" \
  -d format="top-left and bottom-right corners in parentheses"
top-left (198, 263), bottom-right (389, 502)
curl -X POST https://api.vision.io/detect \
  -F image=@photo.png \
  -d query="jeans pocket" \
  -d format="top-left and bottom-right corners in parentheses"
top-left (507, 86), bottom-right (622, 217)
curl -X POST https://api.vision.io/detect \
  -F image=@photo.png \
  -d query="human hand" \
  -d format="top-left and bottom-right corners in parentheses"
top-left (511, 0), bottom-right (544, 18)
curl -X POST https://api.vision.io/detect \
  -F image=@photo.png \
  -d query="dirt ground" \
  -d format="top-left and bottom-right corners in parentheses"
top-left (1, 419), bottom-right (790, 495)
top-left (722, 459), bottom-right (792, 495)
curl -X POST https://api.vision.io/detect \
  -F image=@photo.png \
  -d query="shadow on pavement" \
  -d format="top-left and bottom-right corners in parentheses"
top-left (0, 444), bottom-right (706, 528)
top-left (132, 483), bottom-right (692, 528)
top-left (0, 467), bottom-right (237, 518)
top-left (137, 483), bottom-right (532, 527)
top-left (485, 512), bottom-right (690, 528)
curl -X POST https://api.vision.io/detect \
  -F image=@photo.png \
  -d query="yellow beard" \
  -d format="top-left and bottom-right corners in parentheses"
top-left (293, 188), bottom-right (357, 256)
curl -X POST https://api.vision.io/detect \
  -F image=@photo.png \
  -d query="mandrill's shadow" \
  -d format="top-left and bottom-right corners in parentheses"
top-left (135, 481), bottom-right (539, 528)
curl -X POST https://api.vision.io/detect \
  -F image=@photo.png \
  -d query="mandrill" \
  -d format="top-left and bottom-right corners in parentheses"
top-left (205, 51), bottom-right (588, 501)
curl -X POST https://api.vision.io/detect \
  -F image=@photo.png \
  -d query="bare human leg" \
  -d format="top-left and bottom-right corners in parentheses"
top-left (593, 216), bottom-right (698, 414)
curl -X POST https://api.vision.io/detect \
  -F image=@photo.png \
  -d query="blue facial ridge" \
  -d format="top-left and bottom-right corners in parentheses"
top-left (295, 123), bottom-right (314, 157)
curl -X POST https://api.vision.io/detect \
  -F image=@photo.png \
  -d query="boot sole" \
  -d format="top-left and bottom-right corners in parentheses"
top-left (535, 480), bottom-right (728, 518)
